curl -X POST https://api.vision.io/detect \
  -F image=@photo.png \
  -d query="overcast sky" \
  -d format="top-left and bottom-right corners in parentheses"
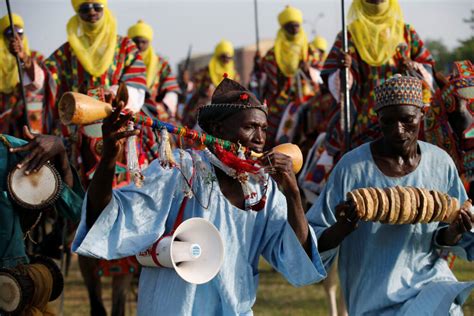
top-left (1, 0), bottom-right (472, 69)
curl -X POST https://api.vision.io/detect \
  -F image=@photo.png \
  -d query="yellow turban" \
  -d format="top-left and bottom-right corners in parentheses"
top-left (208, 40), bottom-right (236, 87)
top-left (312, 36), bottom-right (328, 52)
top-left (214, 40), bottom-right (234, 58)
top-left (127, 19), bottom-right (153, 42)
top-left (0, 13), bottom-right (30, 94)
top-left (128, 20), bottom-right (157, 88)
top-left (278, 6), bottom-right (303, 26)
top-left (71, 0), bottom-right (108, 12)
top-left (0, 13), bottom-right (24, 33)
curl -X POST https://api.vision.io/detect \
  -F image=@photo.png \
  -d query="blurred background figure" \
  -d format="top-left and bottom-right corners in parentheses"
top-left (128, 19), bottom-right (181, 160)
top-left (181, 39), bottom-right (239, 129)
top-left (0, 13), bottom-right (45, 136)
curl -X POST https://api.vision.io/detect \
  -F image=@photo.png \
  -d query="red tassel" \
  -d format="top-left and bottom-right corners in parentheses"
top-left (214, 144), bottom-right (260, 174)
top-left (223, 73), bottom-right (228, 78)
top-left (248, 195), bottom-right (266, 211)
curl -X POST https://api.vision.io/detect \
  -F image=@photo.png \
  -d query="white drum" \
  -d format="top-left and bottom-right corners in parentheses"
top-left (7, 163), bottom-right (62, 210)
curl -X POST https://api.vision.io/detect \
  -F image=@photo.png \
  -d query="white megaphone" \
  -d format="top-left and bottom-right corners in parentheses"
top-left (136, 218), bottom-right (224, 284)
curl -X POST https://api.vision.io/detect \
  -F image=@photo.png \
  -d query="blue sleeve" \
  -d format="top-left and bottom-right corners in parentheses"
top-left (306, 160), bottom-right (347, 270)
top-left (55, 167), bottom-right (85, 222)
top-left (260, 182), bottom-right (326, 287)
top-left (72, 150), bottom-right (192, 259)
top-left (433, 160), bottom-right (474, 261)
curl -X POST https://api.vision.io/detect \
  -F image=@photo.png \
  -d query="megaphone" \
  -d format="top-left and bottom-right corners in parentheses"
top-left (136, 218), bottom-right (224, 284)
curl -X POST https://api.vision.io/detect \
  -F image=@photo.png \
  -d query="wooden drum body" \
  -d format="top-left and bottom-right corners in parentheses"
top-left (30, 256), bottom-right (64, 302)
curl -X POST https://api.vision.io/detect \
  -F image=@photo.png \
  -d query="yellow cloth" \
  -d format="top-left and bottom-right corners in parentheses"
top-left (348, 0), bottom-right (405, 66)
top-left (312, 35), bottom-right (328, 52)
top-left (71, 0), bottom-right (108, 12)
top-left (18, 264), bottom-right (55, 316)
top-left (67, 2), bottom-right (117, 77)
top-left (127, 19), bottom-right (153, 41)
top-left (208, 40), bottom-right (236, 87)
top-left (128, 20), bottom-right (157, 88)
top-left (0, 13), bottom-right (30, 94)
top-left (274, 28), bottom-right (308, 78)
top-left (278, 6), bottom-right (303, 26)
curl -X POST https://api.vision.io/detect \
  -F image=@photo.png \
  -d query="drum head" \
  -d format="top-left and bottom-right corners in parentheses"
top-left (7, 164), bottom-right (62, 210)
top-left (0, 271), bottom-right (22, 313)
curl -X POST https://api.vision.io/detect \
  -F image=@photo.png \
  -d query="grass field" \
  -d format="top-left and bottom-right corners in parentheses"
top-left (60, 254), bottom-right (473, 315)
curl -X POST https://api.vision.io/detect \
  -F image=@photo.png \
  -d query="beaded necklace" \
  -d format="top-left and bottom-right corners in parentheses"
top-left (203, 148), bottom-right (269, 211)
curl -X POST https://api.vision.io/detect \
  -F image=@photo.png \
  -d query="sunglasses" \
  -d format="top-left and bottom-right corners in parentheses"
top-left (4, 27), bottom-right (24, 38)
top-left (78, 3), bottom-right (104, 14)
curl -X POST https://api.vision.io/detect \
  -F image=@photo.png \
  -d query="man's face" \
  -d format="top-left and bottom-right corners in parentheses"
top-left (283, 22), bottom-right (300, 36)
top-left (218, 53), bottom-right (233, 65)
top-left (216, 109), bottom-right (267, 154)
top-left (365, 0), bottom-right (387, 4)
top-left (78, 2), bottom-right (104, 23)
top-left (132, 37), bottom-right (150, 53)
top-left (3, 24), bottom-right (23, 41)
top-left (378, 105), bottom-right (423, 153)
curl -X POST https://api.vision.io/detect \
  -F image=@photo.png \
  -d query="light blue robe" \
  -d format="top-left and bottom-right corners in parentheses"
top-left (307, 141), bottom-right (474, 315)
top-left (73, 149), bottom-right (326, 315)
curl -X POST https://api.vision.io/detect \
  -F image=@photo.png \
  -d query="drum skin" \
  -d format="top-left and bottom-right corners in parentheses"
top-left (7, 163), bottom-right (62, 210)
top-left (0, 268), bottom-right (34, 314)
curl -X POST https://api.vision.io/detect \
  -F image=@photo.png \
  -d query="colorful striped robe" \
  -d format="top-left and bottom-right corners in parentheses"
top-left (260, 46), bottom-right (322, 147)
top-left (322, 24), bottom-right (434, 156)
top-left (43, 35), bottom-right (146, 188)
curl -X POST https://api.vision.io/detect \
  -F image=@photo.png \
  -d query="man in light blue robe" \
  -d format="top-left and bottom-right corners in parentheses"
top-left (73, 78), bottom-right (326, 315)
top-left (308, 75), bottom-right (474, 315)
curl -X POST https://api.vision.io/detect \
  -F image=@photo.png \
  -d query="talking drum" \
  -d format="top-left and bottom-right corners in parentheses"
top-left (29, 255), bottom-right (64, 302)
top-left (0, 268), bottom-right (34, 314)
top-left (0, 257), bottom-right (64, 314)
top-left (7, 164), bottom-right (62, 210)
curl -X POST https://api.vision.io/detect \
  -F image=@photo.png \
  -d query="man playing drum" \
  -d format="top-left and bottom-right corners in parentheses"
top-left (72, 78), bottom-right (327, 314)
top-left (0, 127), bottom-right (84, 314)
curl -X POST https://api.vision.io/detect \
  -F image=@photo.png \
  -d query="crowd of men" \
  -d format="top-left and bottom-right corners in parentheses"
top-left (0, 0), bottom-right (473, 315)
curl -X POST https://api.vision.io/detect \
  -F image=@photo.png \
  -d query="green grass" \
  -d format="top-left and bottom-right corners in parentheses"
top-left (59, 254), bottom-right (473, 315)
top-left (255, 258), bottom-right (474, 315)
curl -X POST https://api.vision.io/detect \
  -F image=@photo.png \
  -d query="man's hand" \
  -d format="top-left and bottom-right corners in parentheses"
top-left (101, 98), bottom-right (139, 163)
top-left (10, 126), bottom-right (65, 174)
top-left (8, 33), bottom-right (28, 63)
top-left (441, 202), bottom-right (473, 246)
top-left (340, 51), bottom-right (352, 69)
top-left (318, 199), bottom-right (360, 253)
top-left (335, 200), bottom-right (360, 233)
top-left (9, 126), bottom-right (74, 187)
top-left (259, 150), bottom-right (298, 195)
